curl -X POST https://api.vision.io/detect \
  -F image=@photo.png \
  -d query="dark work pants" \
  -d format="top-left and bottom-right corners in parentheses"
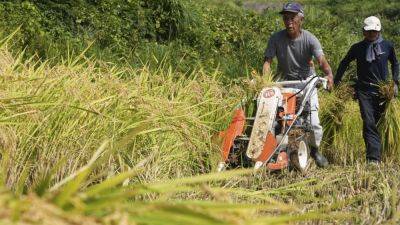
top-left (357, 90), bottom-right (386, 162)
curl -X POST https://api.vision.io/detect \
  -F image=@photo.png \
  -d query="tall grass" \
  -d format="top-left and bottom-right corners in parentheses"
top-left (320, 83), bottom-right (400, 165)
top-left (379, 99), bottom-right (400, 163)
top-left (0, 41), bottom-right (247, 192)
top-left (1, 43), bottom-right (300, 224)
top-left (0, 43), bottom-right (341, 224)
top-left (1, 38), bottom-right (400, 224)
top-left (319, 86), bottom-right (365, 165)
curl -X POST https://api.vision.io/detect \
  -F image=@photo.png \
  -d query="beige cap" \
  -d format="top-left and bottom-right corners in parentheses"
top-left (363, 16), bottom-right (381, 31)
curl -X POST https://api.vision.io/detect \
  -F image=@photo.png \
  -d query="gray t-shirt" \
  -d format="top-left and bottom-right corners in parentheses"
top-left (264, 29), bottom-right (324, 80)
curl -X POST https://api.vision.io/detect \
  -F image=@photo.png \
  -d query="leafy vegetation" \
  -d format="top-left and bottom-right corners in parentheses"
top-left (0, 0), bottom-right (398, 77)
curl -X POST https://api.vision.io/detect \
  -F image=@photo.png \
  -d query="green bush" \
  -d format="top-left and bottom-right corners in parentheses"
top-left (0, 0), bottom-right (189, 58)
top-left (0, 0), bottom-right (398, 78)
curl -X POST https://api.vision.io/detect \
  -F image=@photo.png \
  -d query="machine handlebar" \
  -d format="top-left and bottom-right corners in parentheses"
top-left (274, 76), bottom-right (328, 90)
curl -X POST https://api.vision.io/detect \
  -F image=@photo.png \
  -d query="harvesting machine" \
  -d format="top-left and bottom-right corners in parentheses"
top-left (217, 76), bottom-right (327, 172)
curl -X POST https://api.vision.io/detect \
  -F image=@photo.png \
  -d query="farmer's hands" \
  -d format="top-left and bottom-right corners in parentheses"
top-left (325, 75), bottom-right (333, 91)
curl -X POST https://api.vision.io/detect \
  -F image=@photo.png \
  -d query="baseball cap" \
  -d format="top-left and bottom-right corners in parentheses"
top-left (279, 2), bottom-right (304, 15)
top-left (363, 16), bottom-right (381, 31)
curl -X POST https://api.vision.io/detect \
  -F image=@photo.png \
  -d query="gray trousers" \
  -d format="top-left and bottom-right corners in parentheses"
top-left (308, 88), bottom-right (323, 148)
top-left (289, 83), bottom-right (323, 149)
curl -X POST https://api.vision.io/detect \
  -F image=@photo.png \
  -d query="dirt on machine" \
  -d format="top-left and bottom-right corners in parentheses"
top-left (217, 76), bottom-right (328, 172)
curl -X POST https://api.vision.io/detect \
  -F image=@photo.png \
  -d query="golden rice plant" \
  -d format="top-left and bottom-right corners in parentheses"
top-left (319, 84), bottom-right (363, 164)
top-left (377, 80), bottom-right (400, 163)
top-left (379, 99), bottom-right (400, 163)
top-left (0, 41), bottom-right (245, 192)
top-left (320, 80), bottom-right (400, 165)
top-left (379, 80), bottom-right (396, 102)
top-left (1, 32), bottom-right (400, 224)
top-left (1, 39), bottom-right (307, 225)
top-left (0, 140), bottom-right (339, 225)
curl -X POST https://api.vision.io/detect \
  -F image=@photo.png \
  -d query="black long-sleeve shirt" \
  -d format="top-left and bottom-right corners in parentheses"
top-left (334, 39), bottom-right (399, 92)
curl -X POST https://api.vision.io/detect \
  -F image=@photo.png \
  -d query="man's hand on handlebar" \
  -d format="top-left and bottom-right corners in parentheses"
top-left (324, 75), bottom-right (333, 91)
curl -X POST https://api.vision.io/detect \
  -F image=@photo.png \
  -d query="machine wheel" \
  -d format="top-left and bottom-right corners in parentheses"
top-left (288, 130), bottom-right (311, 173)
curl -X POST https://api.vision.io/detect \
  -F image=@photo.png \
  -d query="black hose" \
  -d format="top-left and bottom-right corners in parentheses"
top-left (287, 75), bottom-right (319, 100)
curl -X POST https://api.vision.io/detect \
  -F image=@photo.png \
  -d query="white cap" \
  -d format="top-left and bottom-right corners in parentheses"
top-left (363, 16), bottom-right (381, 31)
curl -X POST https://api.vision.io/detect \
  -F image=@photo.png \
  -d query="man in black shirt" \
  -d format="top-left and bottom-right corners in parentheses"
top-left (334, 16), bottom-right (399, 164)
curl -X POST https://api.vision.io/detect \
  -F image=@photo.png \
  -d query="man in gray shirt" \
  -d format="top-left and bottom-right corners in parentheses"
top-left (263, 2), bottom-right (333, 168)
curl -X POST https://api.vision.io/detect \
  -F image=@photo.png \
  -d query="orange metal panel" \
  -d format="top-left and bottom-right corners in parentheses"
top-left (220, 109), bottom-right (246, 161)
top-left (256, 131), bottom-right (277, 162)
top-left (267, 152), bottom-right (289, 170)
top-left (282, 93), bottom-right (296, 115)
top-left (282, 93), bottom-right (297, 126)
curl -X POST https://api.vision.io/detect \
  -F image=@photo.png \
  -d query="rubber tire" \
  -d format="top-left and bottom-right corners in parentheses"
top-left (289, 136), bottom-right (312, 173)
